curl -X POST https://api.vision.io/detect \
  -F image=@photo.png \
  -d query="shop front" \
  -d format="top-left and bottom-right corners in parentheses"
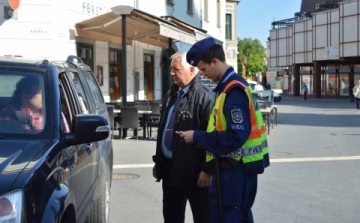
top-left (74, 5), bottom-right (218, 103)
top-left (0, 0), bottom-right (211, 103)
top-left (284, 64), bottom-right (358, 97)
top-left (322, 64), bottom-right (352, 97)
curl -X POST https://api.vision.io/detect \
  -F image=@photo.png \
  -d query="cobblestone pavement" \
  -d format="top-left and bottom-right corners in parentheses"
top-left (109, 95), bottom-right (360, 223)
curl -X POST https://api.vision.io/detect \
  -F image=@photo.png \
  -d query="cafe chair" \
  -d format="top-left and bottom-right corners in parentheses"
top-left (119, 106), bottom-right (145, 140)
top-left (106, 105), bottom-right (116, 139)
top-left (147, 102), bottom-right (161, 138)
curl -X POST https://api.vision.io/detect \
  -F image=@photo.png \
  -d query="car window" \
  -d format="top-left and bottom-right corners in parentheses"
top-left (82, 70), bottom-right (105, 108)
top-left (0, 72), bottom-right (46, 134)
top-left (0, 75), bottom-right (23, 97)
top-left (59, 83), bottom-right (71, 132)
top-left (59, 72), bottom-right (85, 132)
top-left (68, 71), bottom-right (90, 114)
top-left (252, 90), bottom-right (272, 103)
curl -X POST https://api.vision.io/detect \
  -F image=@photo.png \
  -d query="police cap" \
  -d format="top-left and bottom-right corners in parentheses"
top-left (186, 37), bottom-right (216, 66)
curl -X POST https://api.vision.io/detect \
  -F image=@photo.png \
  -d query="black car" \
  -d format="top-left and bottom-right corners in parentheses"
top-left (0, 55), bottom-right (113, 223)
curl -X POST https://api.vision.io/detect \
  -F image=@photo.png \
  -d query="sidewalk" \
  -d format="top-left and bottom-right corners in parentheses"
top-left (255, 94), bottom-right (360, 222)
top-left (109, 95), bottom-right (360, 223)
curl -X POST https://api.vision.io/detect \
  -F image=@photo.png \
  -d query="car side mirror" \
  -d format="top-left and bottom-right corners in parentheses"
top-left (64, 114), bottom-right (110, 146)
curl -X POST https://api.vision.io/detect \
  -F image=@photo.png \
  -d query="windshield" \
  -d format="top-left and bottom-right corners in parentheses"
top-left (0, 68), bottom-right (47, 137)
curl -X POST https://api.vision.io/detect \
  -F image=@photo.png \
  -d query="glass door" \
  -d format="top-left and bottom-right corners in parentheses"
top-left (326, 73), bottom-right (337, 96)
top-left (143, 54), bottom-right (154, 100)
top-left (109, 49), bottom-right (122, 102)
top-left (300, 74), bottom-right (312, 95)
top-left (339, 73), bottom-right (349, 96)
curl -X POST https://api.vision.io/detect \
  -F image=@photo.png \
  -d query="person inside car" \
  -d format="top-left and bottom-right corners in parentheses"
top-left (1, 76), bottom-right (44, 131)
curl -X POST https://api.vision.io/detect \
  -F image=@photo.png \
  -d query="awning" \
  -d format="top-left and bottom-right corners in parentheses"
top-left (161, 16), bottom-right (224, 45)
top-left (195, 30), bottom-right (210, 41)
top-left (75, 5), bottom-right (196, 48)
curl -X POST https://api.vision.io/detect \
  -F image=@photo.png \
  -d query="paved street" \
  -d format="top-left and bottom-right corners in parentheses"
top-left (109, 94), bottom-right (360, 223)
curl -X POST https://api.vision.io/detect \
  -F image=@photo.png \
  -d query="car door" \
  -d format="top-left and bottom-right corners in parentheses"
top-left (67, 69), bottom-right (101, 190)
top-left (78, 69), bottom-right (108, 178)
top-left (58, 72), bottom-right (95, 219)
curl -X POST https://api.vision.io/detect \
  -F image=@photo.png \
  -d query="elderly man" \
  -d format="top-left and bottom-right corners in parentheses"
top-left (152, 51), bottom-right (213, 223)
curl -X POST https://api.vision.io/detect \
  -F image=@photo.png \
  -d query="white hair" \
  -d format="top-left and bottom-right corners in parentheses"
top-left (170, 51), bottom-right (199, 73)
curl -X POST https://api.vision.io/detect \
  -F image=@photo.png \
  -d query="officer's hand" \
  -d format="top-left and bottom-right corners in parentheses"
top-left (197, 171), bottom-right (210, 188)
top-left (152, 164), bottom-right (157, 179)
top-left (179, 130), bottom-right (194, 144)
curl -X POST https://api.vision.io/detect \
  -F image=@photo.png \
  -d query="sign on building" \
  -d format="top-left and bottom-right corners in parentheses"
top-left (225, 49), bottom-right (236, 58)
top-left (325, 46), bottom-right (339, 60)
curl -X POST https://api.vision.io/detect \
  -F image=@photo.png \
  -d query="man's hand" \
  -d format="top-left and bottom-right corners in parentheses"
top-left (197, 171), bottom-right (210, 188)
top-left (152, 164), bottom-right (157, 179)
top-left (179, 130), bottom-right (194, 143)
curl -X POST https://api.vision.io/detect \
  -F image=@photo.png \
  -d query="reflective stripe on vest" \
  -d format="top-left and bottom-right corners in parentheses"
top-left (206, 79), bottom-right (270, 174)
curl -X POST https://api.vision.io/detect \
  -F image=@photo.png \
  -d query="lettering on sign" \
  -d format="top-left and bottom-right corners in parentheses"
top-left (26, 26), bottom-right (52, 36)
top-left (82, 1), bottom-right (103, 16)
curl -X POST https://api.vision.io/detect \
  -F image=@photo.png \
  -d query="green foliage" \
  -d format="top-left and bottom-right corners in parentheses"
top-left (237, 38), bottom-right (266, 77)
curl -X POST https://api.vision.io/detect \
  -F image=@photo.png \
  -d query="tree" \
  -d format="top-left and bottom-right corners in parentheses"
top-left (237, 38), bottom-right (266, 78)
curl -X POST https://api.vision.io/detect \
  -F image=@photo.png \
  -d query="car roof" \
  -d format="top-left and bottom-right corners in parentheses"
top-left (0, 56), bottom-right (55, 71)
top-left (0, 55), bottom-right (91, 71)
top-left (0, 56), bottom-right (47, 65)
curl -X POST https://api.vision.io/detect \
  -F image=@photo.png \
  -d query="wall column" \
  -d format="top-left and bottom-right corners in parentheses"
top-left (293, 64), bottom-right (300, 96)
top-left (313, 62), bottom-right (322, 98)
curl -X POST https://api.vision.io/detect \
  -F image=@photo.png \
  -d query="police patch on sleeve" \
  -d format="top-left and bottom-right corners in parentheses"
top-left (231, 108), bottom-right (243, 123)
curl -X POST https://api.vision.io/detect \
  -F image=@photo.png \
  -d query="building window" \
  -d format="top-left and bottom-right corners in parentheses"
top-left (77, 43), bottom-right (93, 70)
top-left (204, 0), bottom-right (208, 21)
top-left (143, 54), bottom-right (154, 100)
top-left (109, 49), bottom-right (122, 102)
top-left (187, 0), bottom-right (193, 14)
top-left (225, 14), bottom-right (232, 40)
top-left (217, 0), bottom-right (221, 27)
top-left (166, 0), bottom-right (174, 5)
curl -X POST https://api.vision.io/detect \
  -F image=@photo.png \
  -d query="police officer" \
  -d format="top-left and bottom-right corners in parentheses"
top-left (180, 37), bottom-right (270, 223)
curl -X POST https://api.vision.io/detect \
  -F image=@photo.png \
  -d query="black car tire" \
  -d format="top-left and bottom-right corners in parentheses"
top-left (85, 171), bottom-right (111, 223)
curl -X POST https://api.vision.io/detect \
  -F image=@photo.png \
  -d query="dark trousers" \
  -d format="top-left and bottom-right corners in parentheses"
top-left (350, 94), bottom-right (355, 103)
top-left (209, 164), bottom-right (257, 223)
top-left (162, 179), bottom-right (210, 223)
top-left (356, 98), bottom-right (360, 110)
top-left (304, 92), bottom-right (307, 100)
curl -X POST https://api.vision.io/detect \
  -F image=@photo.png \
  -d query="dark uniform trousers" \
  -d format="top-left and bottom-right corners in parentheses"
top-left (209, 163), bottom-right (258, 223)
top-left (162, 178), bottom-right (210, 223)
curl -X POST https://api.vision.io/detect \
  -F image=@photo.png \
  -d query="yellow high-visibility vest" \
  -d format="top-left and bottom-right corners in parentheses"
top-left (206, 79), bottom-right (270, 174)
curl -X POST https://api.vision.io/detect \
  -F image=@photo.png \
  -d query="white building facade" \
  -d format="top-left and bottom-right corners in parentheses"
top-left (0, 0), bottom-right (225, 102)
top-left (269, 0), bottom-right (360, 97)
top-left (225, 0), bottom-right (240, 72)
